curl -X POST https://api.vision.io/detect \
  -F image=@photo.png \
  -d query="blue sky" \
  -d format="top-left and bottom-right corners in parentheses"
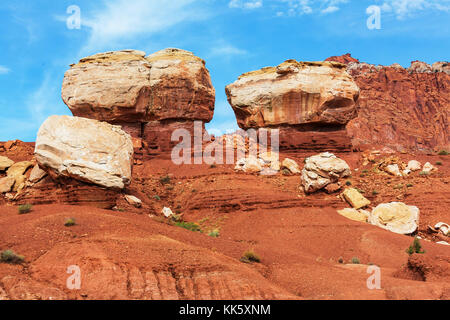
top-left (0, 0), bottom-right (449, 141)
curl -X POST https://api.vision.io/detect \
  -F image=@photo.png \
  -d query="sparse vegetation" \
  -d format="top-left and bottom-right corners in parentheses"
top-left (64, 218), bottom-right (76, 227)
top-left (406, 183), bottom-right (414, 188)
top-left (345, 181), bottom-right (352, 186)
top-left (175, 221), bottom-right (202, 232)
top-left (210, 164), bottom-right (217, 169)
top-left (438, 150), bottom-right (449, 156)
top-left (419, 171), bottom-right (430, 176)
top-left (240, 250), bottom-right (261, 264)
top-left (159, 175), bottom-right (171, 185)
top-left (436, 161), bottom-right (442, 166)
top-left (0, 250), bottom-right (24, 264)
top-left (372, 190), bottom-right (379, 196)
top-left (18, 204), bottom-right (32, 215)
top-left (406, 237), bottom-right (426, 255)
top-left (351, 257), bottom-right (360, 264)
top-left (154, 195), bottom-right (161, 201)
top-left (208, 229), bottom-right (220, 238)
top-left (338, 257), bottom-right (344, 264)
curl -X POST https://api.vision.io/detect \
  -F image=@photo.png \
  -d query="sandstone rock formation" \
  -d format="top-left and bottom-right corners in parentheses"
top-left (326, 54), bottom-right (450, 152)
top-left (226, 60), bottom-right (360, 155)
top-left (62, 48), bottom-right (215, 156)
top-left (301, 153), bottom-right (351, 193)
top-left (369, 202), bottom-right (419, 235)
top-left (0, 156), bottom-right (14, 171)
top-left (337, 208), bottom-right (370, 223)
top-left (281, 158), bottom-right (300, 174)
top-left (35, 116), bottom-right (133, 189)
top-left (342, 188), bottom-right (371, 209)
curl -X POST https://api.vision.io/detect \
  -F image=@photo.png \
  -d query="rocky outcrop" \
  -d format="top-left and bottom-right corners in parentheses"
top-left (301, 153), bottom-right (351, 193)
top-left (62, 48), bottom-right (215, 156)
top-left (326, 54), bottom-right (450, 152)
top-left (35, 116), bottom-right (133, 189)
top-left (226, 60), bottom-right (359, 155)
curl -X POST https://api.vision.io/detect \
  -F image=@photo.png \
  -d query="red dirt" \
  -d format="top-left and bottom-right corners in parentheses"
top-left (1, 141), bottom-right (449, 300)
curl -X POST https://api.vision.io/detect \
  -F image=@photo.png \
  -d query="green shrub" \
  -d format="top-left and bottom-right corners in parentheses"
top-left (159, 175), bottom-right (171, 185)
top-left (345, 181), bottom-right (352, 186)
top-left (406, 183), bottom-right (414, 188)
top-left (438, 150), bottom-right (449, 156)
top-left (208, 229), bottom-right (220, 238)
top-left (175, 221), bottom-right (201, 232)
top-left (64, 218), bottom-right (76, 227)
top-left (154, 195), bottom-right (161, 201)
top-left (436, 161), bottom-right (442, 166)
top-left (0, 250), bottom-right (24, 264)
top-left (351, 257), bottom-right (360, 264)
top-left (372, 190), bottom-right (379, 196)
top-left (406, 238), bottom-right (426, 255)
top-left (240, 250), bottom-right (261, 264)
top-left (18, 204), bottom-right (32, 215)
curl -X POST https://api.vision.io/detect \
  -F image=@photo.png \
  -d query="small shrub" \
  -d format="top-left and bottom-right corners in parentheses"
top-left (210, 164), bottom-right (217, 169)
top-left (240, 250), bottom-right (261, 264)
top-left (170, 214), bottom-right (182, 223)
top-left (208, 229), bottom-right (220, 238)
top-left (351, 257), bottom-right (360, 264)
top-left (154, 195), bottom-right (161, 201)
top-left (436, 161), bottom-right (442, 166)
top-left (64, 218), bottom-right (76, 227)
top-left (175, 221), bottom-right (201, 232)
top-left (406, 183), bottom-right (414, 188)
top-left (419, 171), bottom-right (430, 176)
top-left (438, 150), bottom-right (449, 156)
top-left (192, 189), bottom-right (197, 193)
top-left (159, 175), bottom-right (171, 185)
top-left (345, 181), bottom-right (352, 186)
top-left (372, 190), bottom-right (379, 196)
top-left (18, 204), bottom-right (32, 215)
top-left (406, 237), bottom-right (426, 255)
top-left (338, 257), bottom-right (344, 264)
top-left (0, 250), bottom-right (24, 264)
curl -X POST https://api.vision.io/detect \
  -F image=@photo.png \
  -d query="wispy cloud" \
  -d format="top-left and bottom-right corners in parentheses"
top-left (377, 0), bottom-right (450, 19)
top-left (79, 0), bottom-right (211, 54)
top-left (209, 43), bottom-right (248, 57)
top-left (0, 65), bottom-right (10, 74)
top-left (229, 0), bottom-right (263, 9)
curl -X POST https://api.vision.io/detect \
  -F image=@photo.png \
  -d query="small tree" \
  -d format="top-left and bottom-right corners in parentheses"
top-left (406, 237), bottom-right (426, 255)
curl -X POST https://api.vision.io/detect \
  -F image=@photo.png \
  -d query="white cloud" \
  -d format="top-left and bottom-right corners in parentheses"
top-left (229, 0), bottom-right (263, 9)
top-left (209, 44), bottom-right (248, 57)
top-left (275, 0), bottom-right (348, 16)
top-left (378, 0), bottom-right (450, 19)
top-left (321, 5), bottom-right (340, 13)
top-left (80, 0), bottom-right (210, 53)
top-left (0, 66), bottom-right (10, 74)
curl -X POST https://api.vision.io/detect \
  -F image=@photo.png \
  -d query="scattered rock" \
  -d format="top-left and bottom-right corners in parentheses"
top-left (124, 195), bottom-right (142, 208)
top-left (301, 153), bottom-right (351, 193)
top-left (235, 156), bottom-right (263, 173)
top-left (337, 208), bottom-right (370, 223)
top-left (28, 164), bottom-right (47, 184)
top-left (162, 207), bottom-right (174, 218)
top-left (281, 158), bottom-right (300, 174)
top-left (0, 156), bottom-right (14, 171)
top-left (342, 188), bottom-right (371, 209)
top-left (35, 115), bottom-right (134, 189)
top-left (422, 162), bottom-right (436, 173)
top-left (407, 160), bottom-right (421, 172)
top-left (369, 202), bottom-right (419, 235)
top-left (437, 241), bottom-right (450, 246)
top-left (384, 164), bottom-right (402, 177)
top-left (433, 222), bottom-right (449, 236)
top-left (4, 140), bottom-right (17, 150)
top-left (0, 177), bottom-right (15, 194)
top-left (325, 183), bottom-right (341, 194)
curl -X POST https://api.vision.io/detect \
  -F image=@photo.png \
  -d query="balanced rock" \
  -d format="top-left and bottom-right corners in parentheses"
top-left (369, 202), bottom-right (419, 235)
top-left (62, 48), bottom-right (215, 154)
top-left (226, 60), bottom-right (359, 129)
top-left (301, 153), bottom-right (351, 193)
top-left (35, 116), bottom-right (134, 189)
top-left (0, 156), bottom-right (14, 171)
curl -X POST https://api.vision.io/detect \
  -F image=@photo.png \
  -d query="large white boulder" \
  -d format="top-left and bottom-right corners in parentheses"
top-left (35, 116), bottom-right (134, 189)
top-left (301, 152), bottom-right (351, 193)
top-left (369, 202), bottom-right (419, 235)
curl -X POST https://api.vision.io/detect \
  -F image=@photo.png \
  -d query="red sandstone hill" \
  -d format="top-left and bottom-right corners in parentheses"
top-left (326, 54), bottom-right (450, 153)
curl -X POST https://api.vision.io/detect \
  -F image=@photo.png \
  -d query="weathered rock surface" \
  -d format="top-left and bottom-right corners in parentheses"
top-left (326, 54), bottom-right (450, 152)
top-left (338, 208), bottom-right (370, 223)
top-left (342, 188), bottom-right (371, 209)
top-left (281, 158), bottom-right (300, 174)
top-left (7, 161), bottom-right (33, 192)
top-left (0, 177), bottom-right (15, 193)
top-left (226, 60), bottom-right (359, 129)
top-left (35, 116), bottom-right (134, 189)
top-left (369, 202), bottom-right (419, 235)
top-left (301, 153), bottom-right (351, 193)
top-left (407, 160), bottom-right (422, 172)
top-left (0, 156), bottom-right (14, 171)
top-left (62, 48), bottom-right (215, 156)
top-left (235, 156), bottom-right (263, 173)
top-left (125, 195), bottom-right (142, 208)
top-left (28, 164), bottom-right (47, 184)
